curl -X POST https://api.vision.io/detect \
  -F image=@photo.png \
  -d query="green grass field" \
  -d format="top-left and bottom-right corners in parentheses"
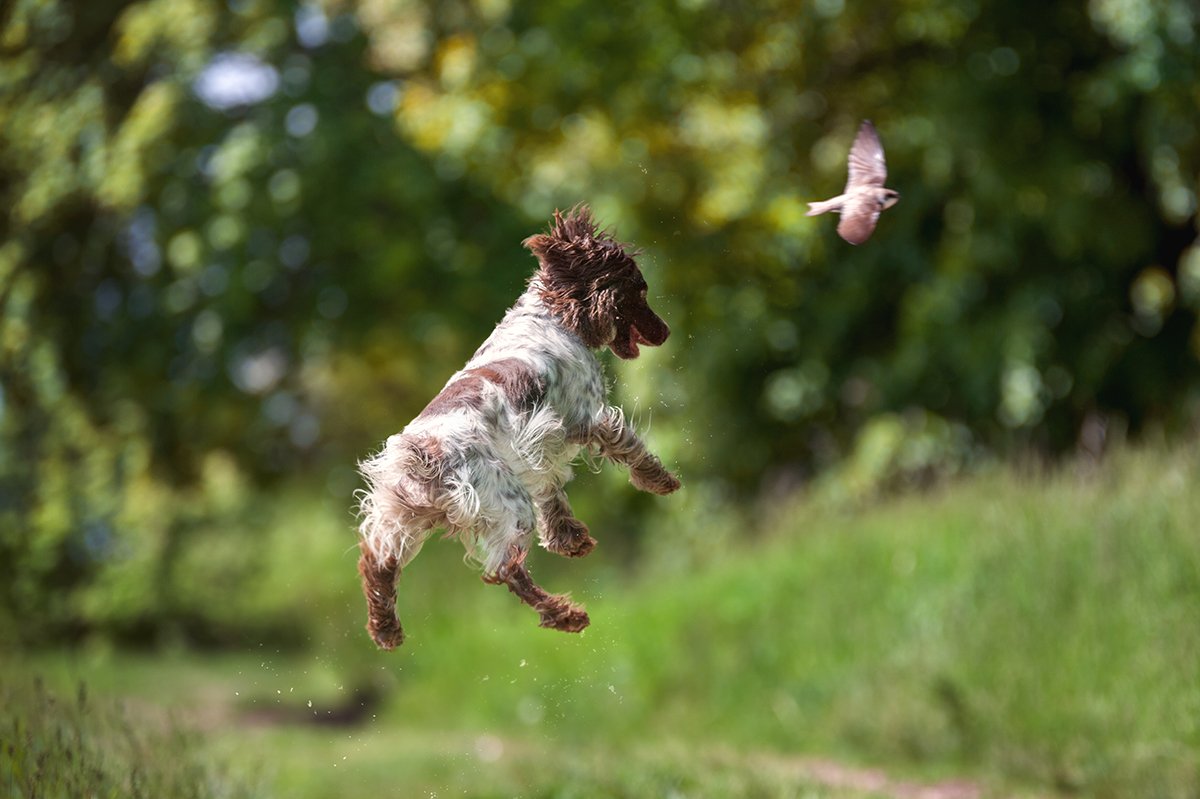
top-left (4, 443), bottom-right (1199, 798)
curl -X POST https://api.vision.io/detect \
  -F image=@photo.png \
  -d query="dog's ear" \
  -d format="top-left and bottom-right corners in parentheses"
top-left (522, 232), bottom-right (554, 263)
top-left (586, 287), bottom-right (618, 341)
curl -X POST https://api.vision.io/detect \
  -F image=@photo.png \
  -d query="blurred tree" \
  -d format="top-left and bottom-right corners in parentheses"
top-left (0, 0), bottom-right (532, 643)
top-left (1, 0), bottom-right (1197, 643)
top-left (336, 0), bottom-right (1200, 485)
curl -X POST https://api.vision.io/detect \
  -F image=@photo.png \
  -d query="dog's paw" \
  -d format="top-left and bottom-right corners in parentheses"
top-left (544, 518), bottom-right (597, 559)
top-left (631, 466), bottom-right (681, 496)
top-left (548, 533), bottom-right (598, 559)
top-left (367, 616), bottom-right (405, 650)
top-left (541, 607), bottom-right (590, 633)
top-left (537, 597), bottom-right (590, 633)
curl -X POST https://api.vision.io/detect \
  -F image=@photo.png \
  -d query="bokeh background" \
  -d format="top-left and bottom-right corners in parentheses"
top-left (2, 0), bottom-right (1198, 796)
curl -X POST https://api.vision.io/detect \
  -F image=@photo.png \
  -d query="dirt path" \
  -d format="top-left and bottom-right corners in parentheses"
top-left (744, 750), bottom-right (982, 799)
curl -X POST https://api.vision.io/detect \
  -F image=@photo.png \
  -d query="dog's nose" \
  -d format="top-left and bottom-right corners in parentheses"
top-left (637, 311), bottom-right (670, 346)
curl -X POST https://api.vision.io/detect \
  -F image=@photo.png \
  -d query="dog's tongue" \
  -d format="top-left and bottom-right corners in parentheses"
top-left (622, 328), bottom-right (641, 359)
top-left (610, 326), bottom-right (641, 359)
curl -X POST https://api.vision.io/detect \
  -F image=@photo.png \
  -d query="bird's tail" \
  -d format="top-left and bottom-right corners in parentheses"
top-left (806, 197), bottom-right (843, 216)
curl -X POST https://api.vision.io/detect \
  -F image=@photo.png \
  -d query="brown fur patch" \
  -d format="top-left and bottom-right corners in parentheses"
top-left (378, 434), bottom-right (453, 535)
top-left (465, 358), bottom-right (546, 411)
top-left (407, 433), bottom-right (444, 462)
top-left (416, 375), bottom-right (488, 420)
top-left (417, 360), bottom-right (546, 420)
top-left (629, 459), bottom-right (683, 495)
top-left (358, 548), bottom-right (404, 650)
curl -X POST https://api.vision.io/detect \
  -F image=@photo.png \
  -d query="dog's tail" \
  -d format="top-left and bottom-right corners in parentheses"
top-left (357, 435), bottom-right (445, 564)
top-left (358, 546), bottom-right (404, 650)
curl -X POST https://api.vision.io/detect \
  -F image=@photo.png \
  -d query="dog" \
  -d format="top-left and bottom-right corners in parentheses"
top-left (356, 205), bottom-right (680, 649)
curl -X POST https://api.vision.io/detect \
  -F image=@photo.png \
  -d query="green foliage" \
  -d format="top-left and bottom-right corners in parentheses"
top-left (2, 0), bottom-right (1199, 644)
top-left (0, 680), bottom-right (255, 799)
top-left (812, 408), bottom-right (979, 502)
top-left (1, 0), bottom-right (535, 643)
top-left (346, 0), bottom-right (1200, 465)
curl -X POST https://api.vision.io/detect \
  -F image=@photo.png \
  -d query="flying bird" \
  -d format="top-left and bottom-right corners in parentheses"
top-left (806, 120), bottom-right (899, 245)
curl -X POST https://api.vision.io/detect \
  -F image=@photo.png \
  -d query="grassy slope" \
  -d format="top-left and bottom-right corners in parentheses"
top-left (5, 444), bottom-right (1199, 797)
top-left (383, 444), bottom-right (1200, 795)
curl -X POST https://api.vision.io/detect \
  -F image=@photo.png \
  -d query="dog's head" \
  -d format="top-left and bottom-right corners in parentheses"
top-left (523, 206), bottom-right (669, 360)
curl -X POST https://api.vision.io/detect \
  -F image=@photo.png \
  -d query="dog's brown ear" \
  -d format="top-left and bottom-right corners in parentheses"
top-left (522, 233), bottom-right (553, 262)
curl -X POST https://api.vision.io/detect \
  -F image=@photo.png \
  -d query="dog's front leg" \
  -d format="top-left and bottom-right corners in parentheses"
top-left (577, 406), bottom-right (681, 495)
top-left (536, 488), bottom-right (597, 558)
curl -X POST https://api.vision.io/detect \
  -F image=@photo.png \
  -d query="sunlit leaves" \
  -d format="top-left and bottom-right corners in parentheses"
top-left (99, 83), bottom-right (183, 211)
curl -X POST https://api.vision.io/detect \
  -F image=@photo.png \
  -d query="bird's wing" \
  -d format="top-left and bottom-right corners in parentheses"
top-left (844, 120), bottom-right (887, 192)
top-left (837, 193), bottom-right (881, 245)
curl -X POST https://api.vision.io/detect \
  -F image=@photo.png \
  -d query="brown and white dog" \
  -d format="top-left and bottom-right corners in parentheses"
top-left (356, 206), bottom-right (680, 649)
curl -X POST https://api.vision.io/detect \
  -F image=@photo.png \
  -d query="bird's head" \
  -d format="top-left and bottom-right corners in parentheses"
top-left (880, 189), bottom-right (900, 210)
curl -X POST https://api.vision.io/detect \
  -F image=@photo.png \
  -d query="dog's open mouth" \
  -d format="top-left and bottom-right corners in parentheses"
top-left (612, 314), bottom-right (668, 360)
top-left (625, 327), bottom-right (650, 359)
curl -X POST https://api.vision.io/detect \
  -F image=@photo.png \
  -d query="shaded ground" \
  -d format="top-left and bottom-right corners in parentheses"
top-left (217, 688), bottom-right (1009, 798)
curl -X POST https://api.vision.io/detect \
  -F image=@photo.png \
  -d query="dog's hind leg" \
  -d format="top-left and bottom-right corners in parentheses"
top-left (483, 545), bottom-right (590, 633)
top-left (472, 464), bottom-right (589, 632)
top-left (536, 488), bottom-right (596, 559)
top-left (358, 545), bottom-right (405, 650)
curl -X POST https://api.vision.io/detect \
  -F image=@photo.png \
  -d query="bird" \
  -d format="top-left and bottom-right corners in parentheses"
top-left (806, 120), bottom-right (900, 245)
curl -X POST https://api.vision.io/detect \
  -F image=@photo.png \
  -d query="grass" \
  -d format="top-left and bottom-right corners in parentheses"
top-left (4, 443), bottom-right (1199, 797)
top-left (0, 679), bottom-right (260, 799)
